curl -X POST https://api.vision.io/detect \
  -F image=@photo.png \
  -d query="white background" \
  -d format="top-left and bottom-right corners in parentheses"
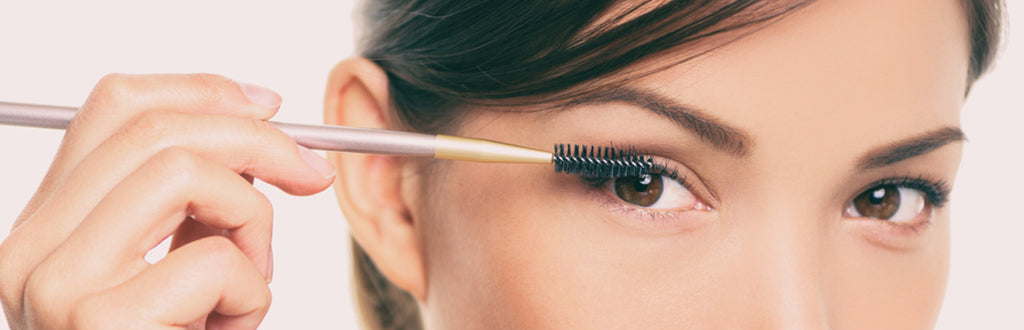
top-left (0, 1), bottom-right (1020, 329)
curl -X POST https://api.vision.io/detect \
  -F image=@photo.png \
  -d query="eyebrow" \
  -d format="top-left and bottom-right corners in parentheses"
top-left (569, 87), bottom-right (753, 157)
top-left (856, 127), bottom-right (966, 171)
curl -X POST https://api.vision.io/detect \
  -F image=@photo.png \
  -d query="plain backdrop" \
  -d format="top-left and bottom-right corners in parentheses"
top-left (0, 1), bottom-right (1020, 329)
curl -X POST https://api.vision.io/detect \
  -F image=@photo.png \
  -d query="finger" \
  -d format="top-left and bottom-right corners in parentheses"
top-left (31, 111), bottom-right (330, 233)
top-left (170, 216), bottom-right (229, 251)
top-left (22, 150), bottom-right (273, 327)
top-left (45, 148), bottom-right (274, 285)
top-left (168, 216), bottom-right (276, 283)
top-left (3, 113), bottom-right (330, 313)
top-left (18, 73), bottom-right (281, 225)
top-left (169, 170), bottom-right (259, 274)
top-left (69, 236), bottom-right (271, 329)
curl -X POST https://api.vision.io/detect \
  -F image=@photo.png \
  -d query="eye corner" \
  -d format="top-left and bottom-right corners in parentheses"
top-left (842, 175), bottom-right (945, 238)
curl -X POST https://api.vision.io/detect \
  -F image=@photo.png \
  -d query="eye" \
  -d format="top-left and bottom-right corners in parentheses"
top-left (605, 173), bottom-right (702, 210)
top-left (845, 185), bottom-right (928, 222)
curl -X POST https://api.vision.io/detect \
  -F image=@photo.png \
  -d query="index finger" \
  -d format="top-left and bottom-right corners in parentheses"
top-left (18, 73), bottom-right (281, 224)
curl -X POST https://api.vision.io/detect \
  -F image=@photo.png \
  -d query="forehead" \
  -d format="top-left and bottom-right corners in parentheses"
top-left (633, 0), bottom-right (969, 150)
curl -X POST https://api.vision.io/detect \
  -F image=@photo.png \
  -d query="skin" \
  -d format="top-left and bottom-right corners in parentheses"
top-left (328, 0), bottom-right (968, 328)
top-left (0, 0), bottom-right (968, 328)
top-left (0, 74), bottom-right (337, 328)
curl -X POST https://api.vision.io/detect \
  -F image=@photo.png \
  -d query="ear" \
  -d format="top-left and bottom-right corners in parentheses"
top-left (324, 57), bottom-right (426, 301)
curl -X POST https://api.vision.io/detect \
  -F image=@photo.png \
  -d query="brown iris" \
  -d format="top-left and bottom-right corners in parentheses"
top-left (852, 185), bottom-right (901, 219)
top-left (613, 174), bottom-right (664, 207)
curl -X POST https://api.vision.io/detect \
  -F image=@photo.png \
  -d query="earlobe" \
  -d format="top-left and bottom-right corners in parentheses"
top-left (323, 57), bottom-right (427, 301)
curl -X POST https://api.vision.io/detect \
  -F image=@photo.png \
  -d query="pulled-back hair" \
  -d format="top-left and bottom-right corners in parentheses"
top-left (351, 1), bottom-right (1004, 329)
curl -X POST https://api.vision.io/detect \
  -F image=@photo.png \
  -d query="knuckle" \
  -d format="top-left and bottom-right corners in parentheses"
top-left (150, 147), bottom-right (203, 172)
top-left (237, 119), bottom-right (288, 166)
top-left (223, 190), bottom-right (272, 230)
top-left (193, 236), bottom-right (256, 274)
top-left (190, 236), bottom-right (258, 274)
top-left (95, 73), bottom-right (133, 94)
top-left (145, 148), bottom-right (205, 191)
top-left (0, 241), bottom-right (14, 276)
top-left (244, 118), bottom-right (288, 152)
top-left (0, 242), bottom-right (22, 306)
top-left (253, 192), bottom-right (274, 222)
top-left (185, 72), bottom-right (232, 86)
top-left (22, 267), bottom-right (65, 319)
top-left (257, 284), bottom-right (273, 310)
top-left (195, 236), bottom-right (241, 262)
top-left (71, 73), bottom-right (135, 132)
top-left (183, 73), bottom-right (231, 107)
top-left (237, 191), bottom-right (274, 231)
top-left (119, 110), bottom-right (174, 145)
top-left (242, 117), bottom-right (280, 141)
top-left (87, 73), bottom-right (134, 108)
top-left (96, 72), bottom-right (131, 87)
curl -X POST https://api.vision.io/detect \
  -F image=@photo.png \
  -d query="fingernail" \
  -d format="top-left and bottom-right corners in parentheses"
top-left (298, 145), bottom-right (336, 178)
top-left (237, 81), bottom-right (282, 108)
top-left (266, 246), bottom-right (274, 284)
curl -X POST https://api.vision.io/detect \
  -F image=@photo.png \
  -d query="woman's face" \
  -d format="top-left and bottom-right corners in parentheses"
top-left (411, 0), bottom-right (968, 327)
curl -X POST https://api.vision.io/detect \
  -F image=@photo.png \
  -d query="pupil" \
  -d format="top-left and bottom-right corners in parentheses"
top-left (868, 188), bottom-right (886, 204)
top-left (633, 174), bottom-right (653, 191)
top-left (852, 185), bottom-right (902, 219)
top-left (613, 174), bottom-right (664, 207)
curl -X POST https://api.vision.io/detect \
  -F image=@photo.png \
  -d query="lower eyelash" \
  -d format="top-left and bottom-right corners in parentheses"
top-left (596, 195), bottom-right (692, 223)
top-left (890, 216), bottom-right (934, 234)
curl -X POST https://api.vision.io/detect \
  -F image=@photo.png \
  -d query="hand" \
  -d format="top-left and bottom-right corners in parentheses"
top-left (0, 74), bottom-right (336, 329)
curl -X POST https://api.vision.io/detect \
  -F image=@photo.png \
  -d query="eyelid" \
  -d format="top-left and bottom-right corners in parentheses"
top-left (851, 176), bottom-right (950, 208)
top-left (581, 153), bottom-right (718, 211)
top-left (644, 154), bottom-right (719, 209)
top-left (578, 168), bottom-right (716, 235)
top-left (844, 187), bottom-right (929, 222)
top-left (840, 175), bottom-right (948, 244)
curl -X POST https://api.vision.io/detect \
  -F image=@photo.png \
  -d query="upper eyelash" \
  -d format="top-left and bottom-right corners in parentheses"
top-left (863, 175), bottom-right (951, 208)
top-left (578, 158), bottom-right (690, 190)
top-left (570, 148), bottom-right (950, 211)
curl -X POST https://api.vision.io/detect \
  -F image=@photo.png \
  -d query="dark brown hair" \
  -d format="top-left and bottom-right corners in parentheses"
top-left (351, 0), bottom-right (1004, 329)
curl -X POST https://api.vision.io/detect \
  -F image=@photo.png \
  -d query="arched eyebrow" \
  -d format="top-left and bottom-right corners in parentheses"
top-left (568, 87), bottom-right (753, 157)
top-left (856, 127), bottom-right (966, 171)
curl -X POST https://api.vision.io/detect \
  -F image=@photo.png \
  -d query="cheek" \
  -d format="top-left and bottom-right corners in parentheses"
top-left (421, 161), bottom-right (592, 327)
top-left (417, 161), bottom-right (556, 326)
top-left (827, 210), bottom-right (951, 328)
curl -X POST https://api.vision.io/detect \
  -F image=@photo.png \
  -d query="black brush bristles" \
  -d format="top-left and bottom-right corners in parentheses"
top-left (552, 144), bottom-right (654, 177)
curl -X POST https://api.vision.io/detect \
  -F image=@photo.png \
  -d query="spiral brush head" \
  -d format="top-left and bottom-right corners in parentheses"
top-left (552, 144), bottom-right (654, 177)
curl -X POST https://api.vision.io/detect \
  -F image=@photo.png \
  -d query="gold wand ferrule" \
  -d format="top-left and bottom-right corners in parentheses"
top-left (434, 135), bottom-right (553, 164)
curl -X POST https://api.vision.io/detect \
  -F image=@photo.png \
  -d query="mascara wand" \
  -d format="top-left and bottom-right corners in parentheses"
top-left (0, 101), bottom-right (653, 176)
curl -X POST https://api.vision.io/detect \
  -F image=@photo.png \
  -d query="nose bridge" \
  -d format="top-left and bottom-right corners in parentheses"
top-left (739, 193), bottom-right (830, 329)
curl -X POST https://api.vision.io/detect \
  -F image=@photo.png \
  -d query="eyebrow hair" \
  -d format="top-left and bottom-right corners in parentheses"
top-left (569, 87), bottom-right (753, 156)
top-left (856, 127), bottom-right (966, 171)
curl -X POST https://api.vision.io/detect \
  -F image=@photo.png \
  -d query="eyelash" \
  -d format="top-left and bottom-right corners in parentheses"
top-left (578, 159), bottom-right (690, 192)
top-left (576, 160), bottom-right (701, 225)
top-left (861, 175), bottom-right (951, 208)
top-left (572, 156), bottom-right (951, 216)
